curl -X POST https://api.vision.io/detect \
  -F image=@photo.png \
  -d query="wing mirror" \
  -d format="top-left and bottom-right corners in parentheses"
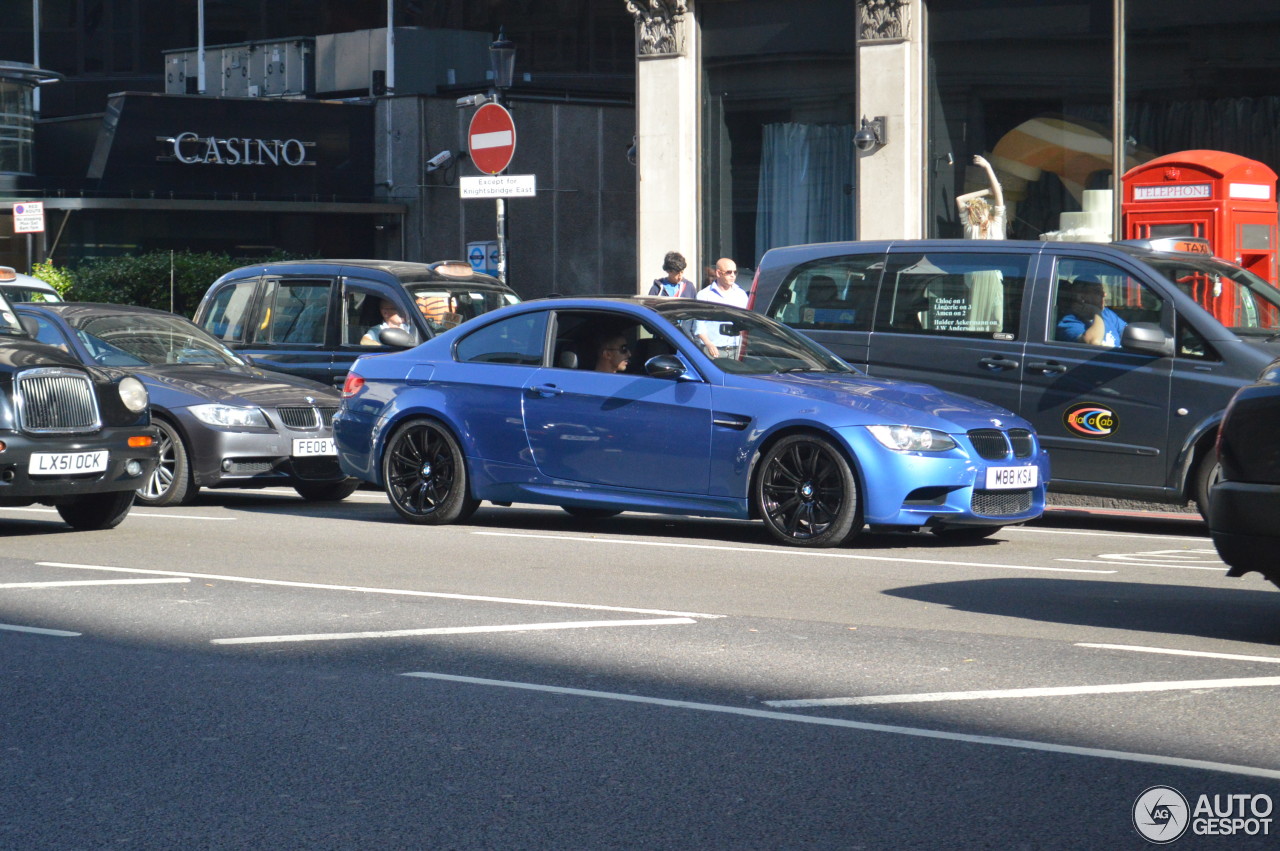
top-left (645, 354), bottom-right (689, 380)
top-left (379, 327), bottom-right (417, 349)
top-left (1121, 322), bottom-right (1174, 357)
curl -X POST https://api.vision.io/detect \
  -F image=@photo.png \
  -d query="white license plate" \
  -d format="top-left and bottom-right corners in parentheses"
top-left (292, 438), bottom-right (336, 457)
top-left (29, 451), bottom-right (109, 476)
top-left (985, 465), bottom-right (1038, 490)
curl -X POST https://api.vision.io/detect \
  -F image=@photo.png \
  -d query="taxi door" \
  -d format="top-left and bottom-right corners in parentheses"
top-left (1018, 255), bottom-right (1172, 489)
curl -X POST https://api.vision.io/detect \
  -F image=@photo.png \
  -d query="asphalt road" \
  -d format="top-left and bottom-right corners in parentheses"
top-left (2, 489), bottom-right (1278, 849)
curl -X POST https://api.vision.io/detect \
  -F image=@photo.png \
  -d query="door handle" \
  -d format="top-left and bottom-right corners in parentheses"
top-left (527, 384), bottom-right (564, 397)
top-left (1027, 361), bottom-right (1068, 375)
top-left (978, 356), bottom-right (1019, 371)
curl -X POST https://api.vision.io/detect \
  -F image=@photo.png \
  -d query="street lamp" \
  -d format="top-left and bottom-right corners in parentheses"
top-left (487, 29), bottom-right (515, 285)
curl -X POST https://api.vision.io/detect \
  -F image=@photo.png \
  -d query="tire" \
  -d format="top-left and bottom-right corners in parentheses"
top-left (562, 506), bottom-right (622, 520)
top-left (382, 419), bottom-right (479, 525)
top-left (294, 478), bottom-right (360, 502)
top-left (57, 490), bottom-right (135, 531)
top-left (754, 434), bottom-right (861, 547)
top-left (136, 419), bottom-right (196, 507)
top-left (1191, 450), bottom-right (1221, 521)
top-left (932, 525), bottom-right (1001, 541)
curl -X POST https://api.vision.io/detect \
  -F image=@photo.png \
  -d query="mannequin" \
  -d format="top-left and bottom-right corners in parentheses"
top-left (956, 155), bottom-right (1006, 240)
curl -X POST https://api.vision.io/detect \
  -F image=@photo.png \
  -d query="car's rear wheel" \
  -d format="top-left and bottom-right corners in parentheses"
top-left (136, 419), bottom-right (196, 506)
top-left (1191, 450), bottom-right (1221, 521)
top-left (754, 434), bottom-right (860, 547)
top-left (57, 491), bottom-right (135, 531)
top-left (294, 479), bottom-right (360, 502)
top-left (382, 419), bottom-right (479, 525)
top-left (562, 506), bottom-right (621, 520)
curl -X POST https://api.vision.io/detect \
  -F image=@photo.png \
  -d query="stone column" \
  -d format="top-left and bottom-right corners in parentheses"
top-left (856, 0), bottom-right (925, 240)
top-left (628, 1), bottom-right (700, 293)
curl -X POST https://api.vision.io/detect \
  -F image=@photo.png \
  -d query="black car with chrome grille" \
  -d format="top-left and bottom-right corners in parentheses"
top-left (15, 302), bottom-right (356, 506)
top-left (0, 294), bottom-right (159, 529)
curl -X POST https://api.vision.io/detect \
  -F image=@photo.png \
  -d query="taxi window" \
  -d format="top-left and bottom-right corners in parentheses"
top-left (1052, 259), bottom-right (1164, 349)
top-left (766, 255), bottom-right (883, 331)
top-left (875, 253), bottom-right (1030, 338)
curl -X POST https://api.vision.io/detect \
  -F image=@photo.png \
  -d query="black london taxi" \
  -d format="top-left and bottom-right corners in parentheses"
top-left (0, 292), bottom-right (159, 529)
top-left (750, 237), bottom-right (1280, 515)
top-left (192, 259), bottom-right (520, 389)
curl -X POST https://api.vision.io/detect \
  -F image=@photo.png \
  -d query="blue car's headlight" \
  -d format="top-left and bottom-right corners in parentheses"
top-left (190, 403), bottom-right (270, 429)
top-left (866, 425), bottom-right (957, 452)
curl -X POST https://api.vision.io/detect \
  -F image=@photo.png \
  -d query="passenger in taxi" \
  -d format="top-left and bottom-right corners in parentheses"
top-left (1056, 277), bottom-right (1127, 347)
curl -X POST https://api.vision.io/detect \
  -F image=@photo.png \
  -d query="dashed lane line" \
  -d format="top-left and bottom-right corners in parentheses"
top-left (401, 670), bottom-right (1280, 781)
top-left (212, 617), bottom-right (697, 645)
top-left (0, 579), bottom-right (190, 589)
top-left (763, 676), bottom-right (1280, 708)
top-left (0, 506), bottom-right (232, 521)
top-left (0, 623), bottom-right (80, 637)
top-left (472, 531), bottom-right (1116, 574)
top-left (36, 562), bottom-right (724, 620)
top-left (1078, 643), bottom-right (1280, 664)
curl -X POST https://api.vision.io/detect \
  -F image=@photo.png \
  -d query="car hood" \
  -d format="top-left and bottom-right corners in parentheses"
top-left (745, 372), bottom-right (1025, 431)
top-left (133, 364), bottom-right (339, 407)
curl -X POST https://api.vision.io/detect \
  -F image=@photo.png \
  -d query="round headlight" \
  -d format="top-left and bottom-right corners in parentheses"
top-left (118, 376), bottom-right (149, 413)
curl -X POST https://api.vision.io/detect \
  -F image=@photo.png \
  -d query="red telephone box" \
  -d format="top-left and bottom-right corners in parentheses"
top-left (1122, 150), bottom-right (1278, 285)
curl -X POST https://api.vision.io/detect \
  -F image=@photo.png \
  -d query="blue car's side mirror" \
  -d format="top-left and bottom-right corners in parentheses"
top-left (645, 354), bottom-right (688, 379)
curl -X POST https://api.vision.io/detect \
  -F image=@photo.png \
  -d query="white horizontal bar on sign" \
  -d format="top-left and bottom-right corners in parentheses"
top-left (471, 130), bottom-right (513, 150)
top-left (460, 175), bottom-right (537, 198)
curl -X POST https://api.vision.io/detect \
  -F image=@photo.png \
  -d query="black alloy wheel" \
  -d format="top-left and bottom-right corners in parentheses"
top-left (754, 434), bottom-right (860, 547)
top-left (136, 419), bottom-right (195, 506)
top-left (382, 419), bottom-right (479, 525)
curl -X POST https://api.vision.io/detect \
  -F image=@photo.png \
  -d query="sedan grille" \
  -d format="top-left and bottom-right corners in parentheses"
top-left (1008, 429), bottom-right (1035, 459)
top-left (967, 429), bottom-right (1010, 461)
top-left (972, 489), bottom-right (1033, 516)
top-left (15, 367), bottom-right (102, 433)
top-left (276, 406), bottom-right (337, 430)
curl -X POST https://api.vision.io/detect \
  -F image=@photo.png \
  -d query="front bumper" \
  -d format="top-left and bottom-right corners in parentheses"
top-left (0, 427), bottom-right (160, 506)
top-left (182, 417), bottom-right (346, 489)
top-left (1208, 480), bottom-right (1280, 582)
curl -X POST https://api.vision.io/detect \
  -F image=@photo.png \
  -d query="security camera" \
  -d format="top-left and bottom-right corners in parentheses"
top-left (854, 116), bottom-right (887, 152)
top-left (425, 150), bottom-right (454, 172)
top-left (455, 94), bottom-right (490, 108)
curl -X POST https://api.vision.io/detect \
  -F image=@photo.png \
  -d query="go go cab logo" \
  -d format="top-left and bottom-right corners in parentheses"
top-left (1064, 402), bottom-right (1118, 439)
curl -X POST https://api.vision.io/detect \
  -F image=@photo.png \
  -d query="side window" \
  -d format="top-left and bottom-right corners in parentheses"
top-left (549, 310), bottom-right (671, 374)
top-left (201, 279), bottom-right (257, 342)
top-left (876, 253), bottom-right (1029, 338)
top-left (1053, 259), bottom-right (1164, 349)
top-left (766, 255), bottom-right (883, 331)
top-left (259, 279), bottom-right (332, 345)
top-left (455, 312), bottom-right (546, 365)
top-left (340, 284), bottom-right (407, 347)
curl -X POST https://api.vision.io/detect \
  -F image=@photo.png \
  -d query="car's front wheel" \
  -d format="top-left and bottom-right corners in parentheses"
top-left (57, 491), bottom-right (135, 531)
top-left (754, 434), bottom-right (861, 547)
top-left (382, 419), bottom-right (479, 525)
top-left (1191, 450), bottom-right (1221, 521)
top-left (136, 419), bottom-right (196, 506)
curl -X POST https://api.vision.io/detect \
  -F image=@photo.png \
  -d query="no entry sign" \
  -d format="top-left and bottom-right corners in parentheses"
top-left (468, 103), bottom-right (516, 175)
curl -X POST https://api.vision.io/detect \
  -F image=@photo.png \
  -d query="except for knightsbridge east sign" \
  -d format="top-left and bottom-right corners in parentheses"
top-left (156, 132), bottom-right (316, 166)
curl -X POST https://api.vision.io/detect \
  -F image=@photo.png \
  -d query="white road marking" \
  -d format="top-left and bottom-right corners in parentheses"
top-left (401, 671), bottom-right (1280, 781)
top-left (473, 531), bottom-right (1116, 574)
top-left (212, 617), bottom-right (696, 645)
top-left (1015, 526), bottom-right (1207, 542)
top-left (1078, 643), bottom-right (1280, 664)
top-left (0, 506), bottom-right (232, 521)
top-left (36, 562), bottom-right (723, 619)
top-left (1056, 557), bottom-right (1224, 571)
top-left (764, 676), bottom-right (1280, 708)
top-left (0, 623), bottom-right (80, 637)
top-left (0, 578), bottom-right (189, 589)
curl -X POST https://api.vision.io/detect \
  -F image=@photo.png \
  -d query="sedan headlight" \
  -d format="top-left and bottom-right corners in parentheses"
top-left (190, 403), bottom-right (270, 429)
top-left (118, 376), bottom-right (149, 413)
top-left (867, 424), bottom-right (957, 452)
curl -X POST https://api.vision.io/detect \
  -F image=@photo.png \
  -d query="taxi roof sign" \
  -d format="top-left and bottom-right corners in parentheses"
top-left (1115, 236), bottom-right (1213, 256)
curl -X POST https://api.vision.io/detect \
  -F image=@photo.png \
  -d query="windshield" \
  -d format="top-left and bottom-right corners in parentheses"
top-left (0, 291), bottom-right (22, 335)
top-left (69, 313), bottom-right (246, 367)
top-left (405, 285), bottom-right (520, 333)
top-left (2, 286), bottom-right (61, 303)
top-left (654, 301), bottom-right (855, 374)
top-left (1143, 256), bottom-right (1280, 336)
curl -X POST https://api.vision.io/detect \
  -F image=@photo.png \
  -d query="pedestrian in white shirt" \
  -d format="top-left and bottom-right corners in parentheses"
top-left (696, 258), bottom-right (748, 358)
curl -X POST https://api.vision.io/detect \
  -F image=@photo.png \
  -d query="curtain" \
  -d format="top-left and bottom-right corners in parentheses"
top-left (755, 123), bottom-right (856, 262)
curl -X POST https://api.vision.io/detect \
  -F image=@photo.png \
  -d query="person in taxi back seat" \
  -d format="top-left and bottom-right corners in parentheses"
top-left (361, 299), bottom-right (418, 346)
top-left (1056, 277), bottom-right (1127, 347)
